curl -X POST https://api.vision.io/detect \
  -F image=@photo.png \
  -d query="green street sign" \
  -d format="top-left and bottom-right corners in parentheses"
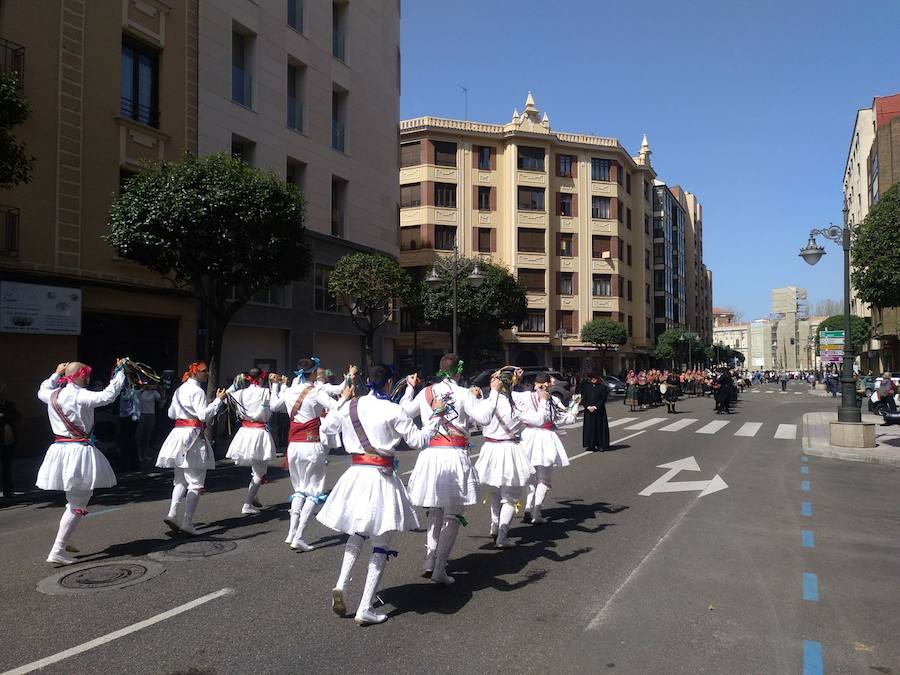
top-left (819, 330), bottom-right (844, 338)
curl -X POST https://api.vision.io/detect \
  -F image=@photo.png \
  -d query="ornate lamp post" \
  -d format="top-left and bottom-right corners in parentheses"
top-left (798, 205), bottom-right (860, 424)
top-left (554, 328), bottom-right (567, 372)
top-left (426, 244), bottom-right (484, 354)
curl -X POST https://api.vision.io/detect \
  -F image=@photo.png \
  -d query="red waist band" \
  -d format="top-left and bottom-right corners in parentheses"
top-left (175, 419), bottom-right (204, 429)
top-left (241, 421), bottom-right (267, 429)
top-left (525, 422), bottom-right (555, 430)
top-left (485, 437), bottom-right (518, 443)
top-left (351, 454), bottom-right (394, 469)
top-left (289, 418), bottom-right (321, 443)
top-left (429, 435), bottom-right (468, 448)
top-left (54, 436), bottom-right (89, 444)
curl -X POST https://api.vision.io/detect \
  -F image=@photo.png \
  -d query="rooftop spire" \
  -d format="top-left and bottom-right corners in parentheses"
top-left (638, 133), bottom-right (652, 166)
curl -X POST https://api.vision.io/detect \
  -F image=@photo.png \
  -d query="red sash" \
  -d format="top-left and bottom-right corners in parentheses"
top-left (241, 421), bottom-right (266, 429)
top-left (50, 388), bottom-right (90, 442)
top-left (54, 436), bottom-right (89, 444)
top-left (351, 454), bottom-right (393, 469)
top-left (428, 435), bottom-right (467, 448)
top-left (175, 419), bottom-right (204, 429)
top-left (485, 437), bottom-right (517, 443)
top-left (289, 417), bottom-right (321, 443)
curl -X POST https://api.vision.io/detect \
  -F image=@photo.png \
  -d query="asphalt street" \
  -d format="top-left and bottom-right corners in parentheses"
top-left (0, 380), bottom-right (897, 675)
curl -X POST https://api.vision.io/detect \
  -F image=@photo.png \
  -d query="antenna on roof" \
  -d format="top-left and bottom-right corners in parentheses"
top-left (457, 83), bottom-right (468, 120)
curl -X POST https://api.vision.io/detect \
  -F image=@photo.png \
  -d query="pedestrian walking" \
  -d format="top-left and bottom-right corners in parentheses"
top-left (0, 384), bottom-right (21, 499)
top-left (580, 371), bottom-right (610, 451)
top-left (780, 371), bottom-right (788, 391)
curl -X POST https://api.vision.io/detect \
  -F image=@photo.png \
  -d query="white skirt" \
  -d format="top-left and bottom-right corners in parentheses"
top-left (225, 426), bottom-right (276, 464)
top-left (287, 441), bottom-right (328, 495)
top-left (317, 464), bottom-right (419, 537)
top-left (520, 428), bottom-right (571, 468)
top-left (156, 427), bottom-right (215, 470)
top-left (474, 440), bottom-right (534, 488)
top-left (36, 442), bottom-right (117, 492)
top-left (406, 446), bottom-right (479, 509)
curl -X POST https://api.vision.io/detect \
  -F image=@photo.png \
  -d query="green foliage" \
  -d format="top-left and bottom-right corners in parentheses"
top-left (655, 328), bottom-right (707, 363)
top-left (814, 314), bottom-right (870, 355)
top-left (851, 182), bottom-right (900, 308)
top-left (580, 318), bottom-right (627, 350)
top-left (329, 253), bottom-right (412, 365)
top-left (0, 73), bottom-right (34, 188)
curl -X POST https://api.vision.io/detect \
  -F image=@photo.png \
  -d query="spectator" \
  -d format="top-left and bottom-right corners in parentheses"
top-left (0, 384), bottom-right (21, 499)
top-left (134, 383), bottom-right (161, 468)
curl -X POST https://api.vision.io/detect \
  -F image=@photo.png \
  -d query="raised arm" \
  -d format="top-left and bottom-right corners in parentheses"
top-left (78, 370), bottom-right (127, 408)
top-left (394, 408), bottom-right (439, 450)
top-left (517, 395), bottom-right (549, 426)
top-left (320, 398), bottom-right (350, 435)
top-left (467, 389), bottom-right (500, 426)
top-left (37, 373), bottom-right (62, 404)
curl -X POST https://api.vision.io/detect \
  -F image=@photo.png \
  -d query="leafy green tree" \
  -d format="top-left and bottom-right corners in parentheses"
top-left (0, 73), bottom-right (34, 188)
top-left (580, 318), bottom-right (627, 374)
top-left (851, 183), bottom-right (900, 308)
top-left (329, 253), bottom-right (412, 367)
top-left (814, 314), bottom-right (870, 355)
top-left (106, 152), bottom-right (309, 390)
top-left (654, 328), bottom-right (686, 362)
top-left (420, 257), bottom-right (527, 368)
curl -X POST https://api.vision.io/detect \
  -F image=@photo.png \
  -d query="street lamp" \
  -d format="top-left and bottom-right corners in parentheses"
top-left (426, 244), bottom-right (484, 354)
top-left (554, 328), bottom-right (567, 372)
top-left (798, 204), bottom-right (860, 424)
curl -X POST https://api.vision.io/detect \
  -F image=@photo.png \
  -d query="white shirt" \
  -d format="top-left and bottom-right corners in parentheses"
top-left (226, 383), bottom-right (273, 422)
top-left (400, 378), bottom-right (478, 438)
top-left (38, 370), bottom-right (126, 438)
top-left (469, 390), bottom-right (547, 440)
top-left (272, 381), bottom-right (337, 423)
top-left (321, 393), bottom-right (439, 456)
top-left (514, 390), bottom-right (575, 427)
top-left (167, 378), bottom-right (223, 422)
top-left (290, 375), bottom-right (348, 395)
top-left (137, 389), bottom-right (161, 415)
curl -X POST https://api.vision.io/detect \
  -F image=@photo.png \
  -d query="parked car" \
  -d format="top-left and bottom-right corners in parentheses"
top-left (602, 375), bottom-right (627, 396)
top-left (858, 375), bottom-right (878, 398)
top-left (469, 367), bottom-right (572, 405)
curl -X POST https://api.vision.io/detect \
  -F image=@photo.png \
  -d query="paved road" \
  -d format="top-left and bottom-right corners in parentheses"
top-left (0, 381), bottom-right (897, 674)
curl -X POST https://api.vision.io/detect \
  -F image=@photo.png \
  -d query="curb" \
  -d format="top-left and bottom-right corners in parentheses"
top-left (801, 412), bottom-right (900, 467)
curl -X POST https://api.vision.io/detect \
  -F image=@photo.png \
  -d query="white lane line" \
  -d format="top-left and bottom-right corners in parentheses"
top-left (85, 508), bottom-right (122, 518)
top-left (1, 588), bottom-right (235, 675)
top-left (766, 391), bottom-right (775, 395)
top-left (734, 422), bottom-right (763, 437)
top-left (608, 417), bottom-right (638, 428)
top-left (658, 418), bottom-right (698, 432)
top-left (695, 420), bottom-right (729, 434)
top-left (567, 430), bottom-right (647, 460)
top-left (774, 423), bottom-right (797, 440)
top-left (794, 392), bottom-right (804, 395)
top-left (624, 417), bottom-right (667, 431)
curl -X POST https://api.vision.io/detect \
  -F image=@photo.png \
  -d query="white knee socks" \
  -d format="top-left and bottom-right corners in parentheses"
top-left (525, 484), bottom-right (536, 511)
top-left (432, 517), bottom-right (460, 584)
top-left (497, 502), bottom-right (516, 545)
top-left (336, 534), bottom-right (364, 591)
top-left (489, 492), bottom-right (501, 534)
top-left (51, 507), bottom-right (82, 554)
top-left (286, 494), bottom-right (303, 543)
top-left (169, 483), bottom-right (187, 519)
top-left (245, 480), bottom-right (262, 506)
top-left (357, 546), bottom-right (390, 620)
top-left (425, 508), bottom-right (444, 570)
top-left (290, 497), bottom-right (317, 550)
top-left (183, 489), bottom-right (200, 527)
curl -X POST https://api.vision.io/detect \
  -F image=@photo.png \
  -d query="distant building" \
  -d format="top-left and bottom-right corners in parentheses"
top-left (712, 323), bottom-right (749, 365)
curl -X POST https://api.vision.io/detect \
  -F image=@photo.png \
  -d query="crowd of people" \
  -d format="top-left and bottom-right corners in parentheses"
top-left (618, 367), bottom-right (749, 415)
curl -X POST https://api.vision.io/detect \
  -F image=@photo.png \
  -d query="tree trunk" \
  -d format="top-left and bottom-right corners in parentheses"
top-left (364, 330), bottom-right (375, 368)
top-left (205, 311), bottom-right (227, 399)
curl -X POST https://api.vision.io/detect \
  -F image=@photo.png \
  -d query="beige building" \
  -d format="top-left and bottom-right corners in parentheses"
top-left (673, 187), bottom-right (713, 343)
top-left (748, 319), bottom-right (777, 371)
top-left (398, 94), bottom-right (662, 374)
top-left (712, 322), bottom-right (749, 365)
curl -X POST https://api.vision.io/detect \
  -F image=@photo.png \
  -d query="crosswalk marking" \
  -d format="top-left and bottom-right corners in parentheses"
top-left (774, 423), bottom-right (797, 439)
top-left (734, 422), bottom-right (763, 437)
top-left (608, 417), bottom-right (637, 428)
top-left (766, 391), bottom-right (775, 394)
top-left (624, 417), bottom-right (667, 430)
top-left (659, 418), bottom-right (698, 432)
top-left (696, 420), bottom-right (729, 434)
top-left (794, 392), bottom-right (804, 395)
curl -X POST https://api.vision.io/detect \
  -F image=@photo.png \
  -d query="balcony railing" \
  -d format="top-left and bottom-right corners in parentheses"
top-left (0, 38), bottom-right (25, 92)
top-left (0, 206), bottom-right (20, 257)
top-left (120, 96), bottom-right (160, 128)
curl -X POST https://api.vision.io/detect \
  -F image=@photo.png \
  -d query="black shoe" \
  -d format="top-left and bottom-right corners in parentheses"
top-left (522, 511), bottom-right (533, 523)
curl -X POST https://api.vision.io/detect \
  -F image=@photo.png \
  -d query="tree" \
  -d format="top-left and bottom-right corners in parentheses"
top-left (0, 73), bottom-right (34, 188)
top-left (654, 328), bottom-right (686, 362)
top-left (580, 318), bottom-right (627, 374)
top-left (329, 253), bottom-right (412, 367)
top-left (813, 299), bottom-right (842, 317)
top-left (851, 182), bottom-right (900, 308)
top-left (106, 152), bottom-right (309, 391)
top-left (814, 314), bottom-right (870, 355)
top-left (420, 257), bottom-right (527, 368)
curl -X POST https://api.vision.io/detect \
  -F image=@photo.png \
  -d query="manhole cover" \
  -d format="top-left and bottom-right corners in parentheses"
top-left (38, 560), bottom-right (165, 595)
top-left (149, 539), bottom-right (239, 562)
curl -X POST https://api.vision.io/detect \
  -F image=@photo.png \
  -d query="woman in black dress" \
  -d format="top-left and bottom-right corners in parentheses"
top-left (581, 371), bottom-right (610, 451)
top-left (663, 371), bottom-right (680, 413)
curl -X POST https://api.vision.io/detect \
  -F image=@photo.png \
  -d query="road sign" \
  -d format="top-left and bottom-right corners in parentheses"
top-left (821, 355), bottom-right (842, 363)
top-left (819, 330), bottom-right (845, 338)
top-left (820, 349), bottom-right (844, 357)
top-left (638, 456), bottom-right (728, 497)
top-left (820, 339), bottom-right (844, 347)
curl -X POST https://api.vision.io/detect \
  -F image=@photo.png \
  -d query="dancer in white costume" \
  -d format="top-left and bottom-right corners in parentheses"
top-left (37, 360), bottom-right (126, 565)
top-left (516, 373), bottom-right (573, 524)
top-left (400, 353), bottom-right (489, 585)
top-left (224, 367), bottom-right (277, 515)
top-left (317, 365), bottom-right (444, 626)
top-left (471, 369), bottom-right (544, 547)
top-left (271, 358), bottom-right (339, 550)
top-left (156, 361), bottom-right (226, 535)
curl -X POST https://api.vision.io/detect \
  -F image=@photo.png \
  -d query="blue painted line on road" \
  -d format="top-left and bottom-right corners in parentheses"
top-left (802, 573), bottom-right (819, 601)
top-left (803, 640), bottom-right (823, 675)
top-left (801, 456), bottom-right (808, 463)
top-left (801, 480), bottom-right (810, 492)
top-left (85, 508), bottom-right (122, 518)
top-left (801, 465), bottom-right (809, 475)
top-left (801, 530), bottom-right (815, 548)
top-left (801, 501), bottom-right (812, 516)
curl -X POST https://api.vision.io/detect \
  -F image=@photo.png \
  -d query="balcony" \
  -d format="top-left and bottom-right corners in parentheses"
top-left (0, 38), bottom-right (25, 92)
top-left (0, 206), bottom-right (19, 257)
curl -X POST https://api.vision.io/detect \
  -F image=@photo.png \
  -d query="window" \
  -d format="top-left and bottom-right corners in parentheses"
top-left (519, 310), bottom-right (546, 333)
top-left (559, 193), bottom-right (573, 217)
top-left (627, 315), bottom-right (633, 336)
top-left (476, 146), bottom-right (492, 171)
top-left (592, 274), bottom-right (611, 296)
top-left (625, 173), bottom-right (632, 194)
top-left (517, 146), bottom-right (545, 172)
top-left (616, 163), bottom-right (623, 186)
top-left (644, 180), bottom-right (651, 201)
top-left (616, 199), bottom-right (624, 223)
top-left (434, 225), bottom-right (457, 250)
top-left (434, 182), bottom-right (456, 208)
top-left (477, 227), bottom-right (492, 252)
top-left (627, 280), bottom-right (633, 301)
top-left (232, 31), bottom-right (252, 107)
top-left (478, 186), bottom-right (491, 211)
top-left (591, 158), bottom-right (610, 181)
top-left (286, 158), bottom-right (306, 192)
top-left (332, 1), bottom-right (347, 61)
top-left (592, 196), bottom-right (610, 219)
top-left (231, 135), bottom-right (254, 163)
top-left (288, 0), bottom-right (303, 31)
top-left (559, 272), bottom-right (573, 295)
top-left (517, 228), bottom-right (545, 253)
top-left (400, 183), bottom-right (421, 208)
top-left (646, 317), bottom-right (652, 338)
top-left (287, 63), bottom-right (304, 131)
top-left (121, 36), bottom-right (159, 127)
top-left (400, 142), bottom-right (420, 168)
top-left (558, 310), bottom-right (574, 333)
top-left (644, 214), bottom-right (650, 234)
top-left (626, 208), bottom-right (632, 229)
top-left (518, 269), bottom-right (545, 293)
top-left (627, 244), bottom-right (632, 266)
top-left (653, 243), bottom-right (665, 264)
top-left (591, 235), bottom-right (611, 258)
top-left (594, 311), bottom-right (612, 320)
top-left (557, 154), bottom-right (574, 177)
top-left (332, 87), bottom-right (347, 151)
top-left (400, 225), bottom-right (420, 250)
top-left (249, 284), bottom-right (292, 307)
top-left (433, 141), bottom-right (457, 167)
top-left (646, 283), bottom-right (651, 303)
top-left (518, 187), bottom-right (545, 211)
top-left (331, 176), bottom-right (347, 237)
top-left (559, 233), bottom-right (574, 256)
top-left (315, 265), bottom-right (340, 312)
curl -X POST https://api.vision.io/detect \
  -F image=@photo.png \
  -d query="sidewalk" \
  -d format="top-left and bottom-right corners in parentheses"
top-left (802, 411), bottom-right (900, 467)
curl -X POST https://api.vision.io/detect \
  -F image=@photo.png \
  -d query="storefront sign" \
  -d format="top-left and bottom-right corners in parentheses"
top-left (0, 281), bottom-right (81, 335)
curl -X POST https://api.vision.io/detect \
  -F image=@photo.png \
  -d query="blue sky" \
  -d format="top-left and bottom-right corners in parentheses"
top-left (399, 0), bottom-right (900, 321)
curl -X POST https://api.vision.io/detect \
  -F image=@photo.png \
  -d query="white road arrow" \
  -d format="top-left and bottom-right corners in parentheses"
top-left (639, 456), bottom-right (728, 497)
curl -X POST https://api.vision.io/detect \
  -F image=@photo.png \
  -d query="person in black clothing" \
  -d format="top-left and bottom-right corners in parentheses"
top-left (0, 384), bottom-right (22, 498)
top-left (714, 369), bottom-right (734, 414)
top-left (580, 371), bottom-right (610, 451)
top-left (663, 372), bottom-right (680, 414)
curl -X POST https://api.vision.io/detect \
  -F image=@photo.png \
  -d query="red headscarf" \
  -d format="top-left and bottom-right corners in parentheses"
top-left (181, 361), bottom-right (208, 383)
top-left (59, 365), bottom-right (92, 386)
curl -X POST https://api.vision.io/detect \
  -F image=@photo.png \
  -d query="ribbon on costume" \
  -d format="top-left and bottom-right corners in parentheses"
top-left (73, 508), bottom-right (89, 517)
top-left (435, 359), bottom-right (465, 381)
top-left (288, 491), bottom-right (328, 505)
top-left (373, 546), bottom-right (398, 559)
top-left (181, 361), bottom-right (208, 383)
top-left (455, 515), bottom-right (468, 527)
top-left (58, 365), bottom-right (92, 386)
top-left (293, 357), bottom-right (321, 384)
